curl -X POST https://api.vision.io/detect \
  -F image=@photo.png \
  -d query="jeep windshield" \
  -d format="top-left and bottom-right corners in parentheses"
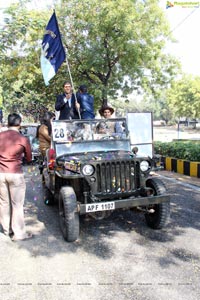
top-left (51, 119), bottom-right (130, 156)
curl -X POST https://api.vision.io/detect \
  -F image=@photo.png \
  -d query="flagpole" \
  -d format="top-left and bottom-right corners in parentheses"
top-left (65, 50), bottom-right (81, 119)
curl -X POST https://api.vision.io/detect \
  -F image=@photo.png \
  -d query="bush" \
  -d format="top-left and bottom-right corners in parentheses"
top-left (154, 141), bottom-right (200, 162)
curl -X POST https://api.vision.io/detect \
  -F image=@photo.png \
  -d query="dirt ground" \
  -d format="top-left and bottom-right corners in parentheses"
top-left (153, 125), bottom-right (200, 142)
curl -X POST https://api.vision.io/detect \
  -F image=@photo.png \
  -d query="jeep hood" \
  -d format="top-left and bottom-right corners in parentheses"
top-left (56, 150), bottom-right (134, 166)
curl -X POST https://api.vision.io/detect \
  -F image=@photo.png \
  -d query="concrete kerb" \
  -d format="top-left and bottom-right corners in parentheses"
top-left (161, 156), bottom-right (200, 178)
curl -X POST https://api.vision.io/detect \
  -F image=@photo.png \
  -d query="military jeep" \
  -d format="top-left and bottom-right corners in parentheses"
top-left (42, 113), bottom-right (170, 242)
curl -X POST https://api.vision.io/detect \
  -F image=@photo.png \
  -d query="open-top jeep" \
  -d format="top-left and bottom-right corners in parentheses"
top-left (42, 112), bottom-right (170, 242)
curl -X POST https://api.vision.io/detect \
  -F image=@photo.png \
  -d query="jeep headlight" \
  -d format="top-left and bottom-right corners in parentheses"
top-left (82, 164), bottom-right (94, 176)
top-left (140, 160), bottom-right (149, 172)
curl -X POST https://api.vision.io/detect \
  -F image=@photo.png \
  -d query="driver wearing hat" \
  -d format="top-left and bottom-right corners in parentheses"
top-left (97, 104), bottom-right (123, 135)
top-left (99, 105), bottom-right (114, 118)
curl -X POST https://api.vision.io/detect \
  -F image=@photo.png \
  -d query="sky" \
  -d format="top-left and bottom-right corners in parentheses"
top-left (160, 0), bottom-right (200, 76)
top-left (1, 0), bottom-right (200, 76)
top-left (0, 0), bottom-right (51, 9)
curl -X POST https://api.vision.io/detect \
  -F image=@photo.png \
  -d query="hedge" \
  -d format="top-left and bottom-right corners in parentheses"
top-left (154, 141), bottom-right (200, 162)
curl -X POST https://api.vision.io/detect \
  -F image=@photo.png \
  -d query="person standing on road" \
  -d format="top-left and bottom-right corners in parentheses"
top-left (0, 113), bottom-right (32, 241)
top-left (37, 111), bottom-right (55, 157)
top-left (55, 81), bottom-right (80, 120)
top-left (76, 84), bottom-right (95, 119)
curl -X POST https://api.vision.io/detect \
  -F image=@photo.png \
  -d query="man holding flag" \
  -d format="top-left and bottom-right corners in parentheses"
top-left (41, 11), bottom-right (81, 119)
top-left (55, 81), bottom-right (80, 120)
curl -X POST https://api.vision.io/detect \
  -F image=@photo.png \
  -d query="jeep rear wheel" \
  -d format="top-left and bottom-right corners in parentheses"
top-left (145, 178), bottom-right (170, 229)
top-left (59, 186), bottom-right (80, 242)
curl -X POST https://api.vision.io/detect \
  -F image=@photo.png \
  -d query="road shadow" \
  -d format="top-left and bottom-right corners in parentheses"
top-left (14, 165), bottom-right (200, 263)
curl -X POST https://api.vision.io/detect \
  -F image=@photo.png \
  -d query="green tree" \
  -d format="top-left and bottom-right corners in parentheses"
top-left (60, 0), bottom-right (179, 105)
top-left (0, 3), bottom-right (54, 121)
top-left (139, 91), bottom-right (175, 124)
top-left (167, 74), bottom-right (200, 122)
top-left (0, 0), bottom-right (180, 120)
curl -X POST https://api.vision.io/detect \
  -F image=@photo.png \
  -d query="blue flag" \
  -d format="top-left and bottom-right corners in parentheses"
top-left (40, 12), bottom-right (66, 86)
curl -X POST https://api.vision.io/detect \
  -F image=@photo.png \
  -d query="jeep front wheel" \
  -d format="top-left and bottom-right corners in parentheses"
top-left (59, 186), bottom-right (80, 242)
top-left (145, 178), bottom-right (170, 229)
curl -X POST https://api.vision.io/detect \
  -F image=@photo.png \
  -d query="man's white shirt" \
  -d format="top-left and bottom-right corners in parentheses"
top-left (64, 97), bottom-right (71, 107)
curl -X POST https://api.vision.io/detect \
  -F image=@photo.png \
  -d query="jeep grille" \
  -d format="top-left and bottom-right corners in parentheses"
top-left (95, 160), bottom-right (140, 194)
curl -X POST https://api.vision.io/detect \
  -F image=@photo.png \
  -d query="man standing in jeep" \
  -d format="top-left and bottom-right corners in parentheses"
top-left (76, 84), bottom-right (95, 119)
top-left (55, 81), bottom-right (80, 120)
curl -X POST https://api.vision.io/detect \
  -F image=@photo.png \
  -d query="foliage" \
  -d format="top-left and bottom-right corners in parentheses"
top-left (0, 0), bottom-right (180, 121)
top-left (60, 0), bottom-right (179, 104)
top-left (166, 74), bottom-right (200, 120)
top-left (139, 92), bottom-right (175, 123)
top-left (0, 3), bottom-right (56, 122)
top-left (154, 141), bottom-right (200, 162)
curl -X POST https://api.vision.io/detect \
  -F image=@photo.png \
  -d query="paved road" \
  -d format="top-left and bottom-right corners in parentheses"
top-left (0, 166), bottom-right (200, 300)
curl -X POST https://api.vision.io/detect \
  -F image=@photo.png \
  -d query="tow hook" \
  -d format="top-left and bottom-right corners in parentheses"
top-left (137, 207), bottom-right (155, 213)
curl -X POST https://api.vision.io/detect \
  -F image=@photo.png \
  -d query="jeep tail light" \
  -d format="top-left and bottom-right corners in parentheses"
top-left (48, 148), bottom-right (55, 170)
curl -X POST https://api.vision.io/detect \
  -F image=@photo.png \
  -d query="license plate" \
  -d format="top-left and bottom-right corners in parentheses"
top-left (86, 201), bottom-right (115, 213)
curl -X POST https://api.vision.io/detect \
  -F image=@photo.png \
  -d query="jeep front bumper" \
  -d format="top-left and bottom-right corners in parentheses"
top-left (78, 194), bottom-right (170, 215)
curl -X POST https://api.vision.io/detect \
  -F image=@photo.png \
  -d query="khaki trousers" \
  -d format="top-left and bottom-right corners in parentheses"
top-left (0, 173), bottom-right (26, 238)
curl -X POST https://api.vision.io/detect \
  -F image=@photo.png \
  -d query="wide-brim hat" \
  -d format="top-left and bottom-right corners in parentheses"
top-left (99, 105), bottom-right (114, 116)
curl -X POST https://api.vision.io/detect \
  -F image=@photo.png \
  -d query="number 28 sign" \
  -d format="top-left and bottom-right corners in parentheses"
top-left (52, 122), bottom-right (67, 142)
